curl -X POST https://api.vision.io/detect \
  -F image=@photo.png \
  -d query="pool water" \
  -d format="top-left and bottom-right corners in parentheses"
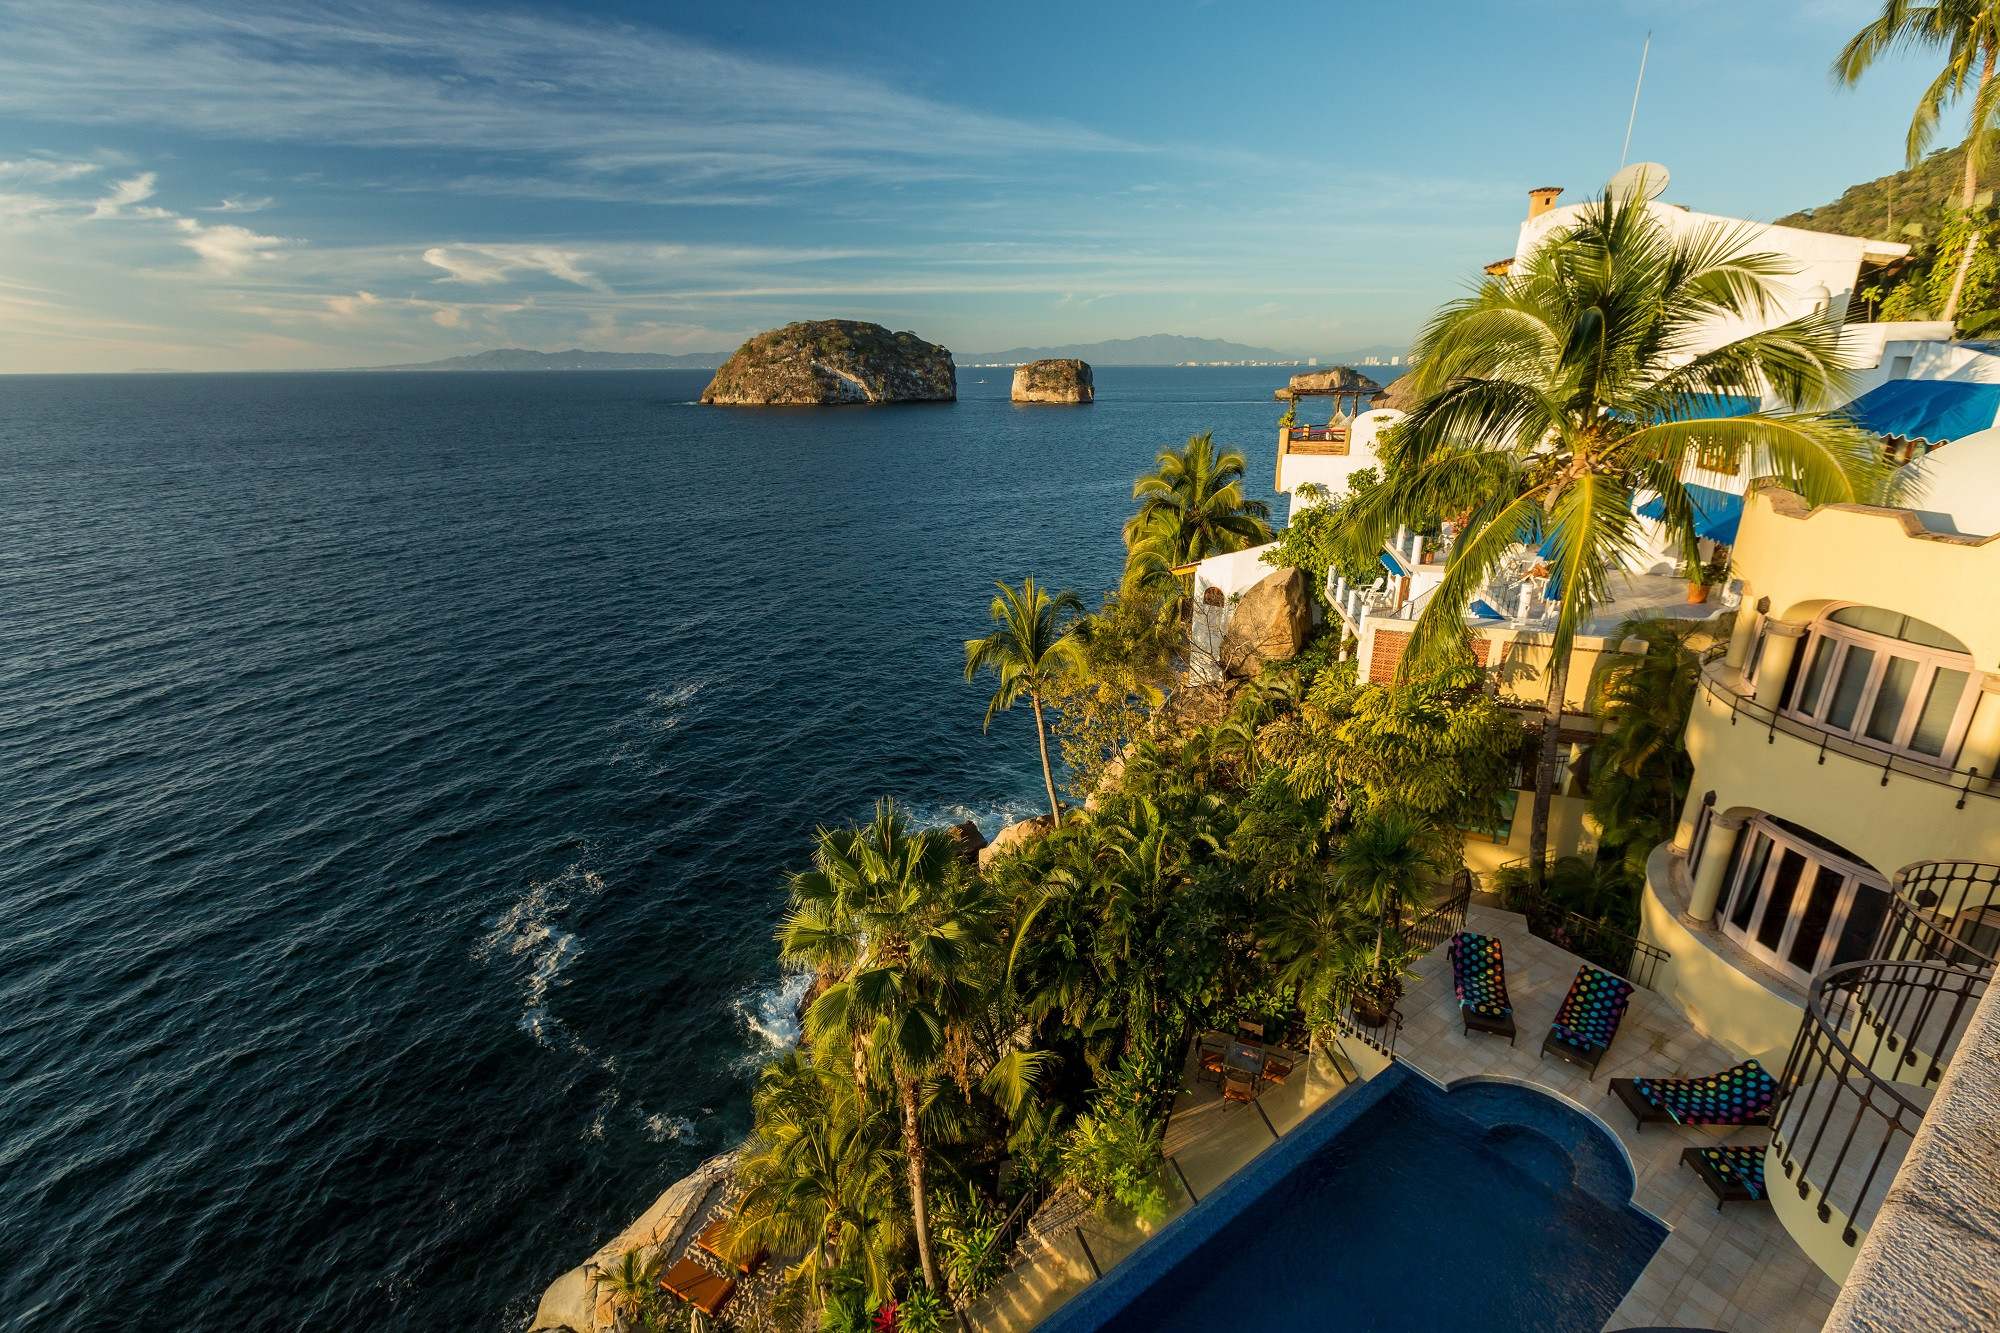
top-left (1054, 1070), bottom-right (1666, 1333)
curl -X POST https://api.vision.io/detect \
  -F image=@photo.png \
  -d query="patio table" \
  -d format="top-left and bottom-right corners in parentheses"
top-left (1224, 1040), bottom-right (1265, 1075)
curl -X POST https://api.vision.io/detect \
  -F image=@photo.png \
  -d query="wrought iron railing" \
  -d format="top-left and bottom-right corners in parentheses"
top-left (1407, 870), bottom-right (1473, 952)
top-left (1522, 903), bottom-right (1671, 989)
top-left (1698, 661), bottom-right (1996, 806)
top-left (1771, 958), bottom-right (1989, 1246)
top-left (1877, 859), bottom-right (2000, 970)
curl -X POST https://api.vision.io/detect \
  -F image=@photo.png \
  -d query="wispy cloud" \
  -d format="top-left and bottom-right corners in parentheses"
top-left (422, 245), bottom-right (607, 292)
top-left (205, 195), bottom-right (275, 213)
top-left (0, 0), bottom-right (1134, 201)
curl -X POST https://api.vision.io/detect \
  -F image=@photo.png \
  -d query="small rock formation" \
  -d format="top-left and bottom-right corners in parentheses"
top-left (700, 320), bottom-right (955, 405)
top-left (977, 814), bottom-right (1055, 870)
top-left (530, 1151), bottom-right (739, 1332)
top-left (1373, 374), bottom-right (1419, 412)
top-left (1274, 366), bottom-right (1382, 401)
top-left (1219, 567), bottom-right (1311, 677)
top-left (1011, 358), bottom-right (1093, 403)
top-left (945, 819), bottom-right (988, 867)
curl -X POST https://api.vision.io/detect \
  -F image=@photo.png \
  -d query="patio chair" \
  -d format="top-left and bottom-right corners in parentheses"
top-left (1196, 1032), bottom-right (1228, 1085)
top-left (1540, 963), bottom-right (1635, 1077)
top-left (695, 1216), bottom-right (767, 1276)
top-left (1447, 931), bottom-right (1516, 1044)
top-left (1260, 1054), bottom-right (1294, 1085)
top-left (660, 1254), bottom-right (737, 1317)
top-left (1610, 1060), bottom-right (1778, 1132)
top-left (1680, 1144), bottom-right (1771, 1210)
top-left (1221, 1067), bottom-right (1259, 1103)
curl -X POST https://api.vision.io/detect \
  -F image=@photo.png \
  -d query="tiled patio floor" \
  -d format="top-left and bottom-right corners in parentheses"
top-left (1394, 904), bottom-right (1840, 1333)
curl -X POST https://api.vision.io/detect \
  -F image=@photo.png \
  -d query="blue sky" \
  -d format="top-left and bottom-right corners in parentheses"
top-left (0, 0), bottom-right (1952, 371)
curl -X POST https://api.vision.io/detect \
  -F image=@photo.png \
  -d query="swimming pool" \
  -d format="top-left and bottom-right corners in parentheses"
top-left (1041, 1066), bottom-right (1666, 1333)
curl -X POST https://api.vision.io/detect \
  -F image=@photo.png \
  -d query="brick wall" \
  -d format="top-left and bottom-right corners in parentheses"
top-left (1366, 628), bottom-right (1494, 681)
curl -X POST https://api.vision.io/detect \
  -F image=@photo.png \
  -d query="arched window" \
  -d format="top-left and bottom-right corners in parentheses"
top-left (1719, 815), bottom-right (1890, 985)
top-left (1784, 605), bottom-right (1978, 764)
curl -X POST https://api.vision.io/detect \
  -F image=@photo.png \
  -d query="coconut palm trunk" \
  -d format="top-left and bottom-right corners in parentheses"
top-left (1029, 694), bottom-right (1062, 826)
top-left (897, 1074), bottom-right (944, 1295)
top-left (1945, 44), bottom-right (1998, 322)
top-left (1528, 650), bottom-right (1570, 885)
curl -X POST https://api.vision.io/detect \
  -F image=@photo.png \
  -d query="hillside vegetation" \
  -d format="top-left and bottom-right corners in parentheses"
top-left (1776, 144), bottom-right (2000, 335)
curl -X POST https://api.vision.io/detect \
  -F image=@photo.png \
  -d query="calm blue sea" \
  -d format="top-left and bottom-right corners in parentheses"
top-left (0, 366), bottom-right (1296, 1331)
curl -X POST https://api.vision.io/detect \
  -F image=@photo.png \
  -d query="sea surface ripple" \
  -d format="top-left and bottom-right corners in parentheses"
top-left (0, 366), bottom-right (1289, 1329)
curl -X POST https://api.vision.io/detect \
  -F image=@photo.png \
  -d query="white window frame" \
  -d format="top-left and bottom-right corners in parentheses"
top-left (1783, 606), bottom-right (1979, 766)
top-left (1720, 818), bottom-right (1890, 987)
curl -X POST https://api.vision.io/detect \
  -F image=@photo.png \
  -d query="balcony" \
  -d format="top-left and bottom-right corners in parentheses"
top-left (1762, 859), bottom-right (1996, 1281)
top-left (1694, 660), bottom-right (2000, 813)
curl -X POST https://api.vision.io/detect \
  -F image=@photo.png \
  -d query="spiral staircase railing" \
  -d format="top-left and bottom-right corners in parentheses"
top-left (1875, 859), bottom-right (2000, 970)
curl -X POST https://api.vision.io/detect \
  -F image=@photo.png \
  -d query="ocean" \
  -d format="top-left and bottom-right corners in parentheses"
top-left (0, 366), bottom-right (1294, 1329)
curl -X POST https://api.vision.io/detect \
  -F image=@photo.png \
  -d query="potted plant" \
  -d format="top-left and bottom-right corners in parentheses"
top-left (1682, 547), bottom-right (1731, 603)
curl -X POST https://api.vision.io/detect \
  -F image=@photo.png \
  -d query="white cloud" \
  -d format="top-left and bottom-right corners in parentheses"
top-left (206, 195), bottom-right (275, 212)
top-left (172, 216), bottom-right (285, 272)
top-left (88, 171), bottom-right (157, 217)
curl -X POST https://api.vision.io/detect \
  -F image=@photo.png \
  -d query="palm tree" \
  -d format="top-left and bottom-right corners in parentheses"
top-left (597, 1248), bottom-right (662, 1332)
top-left (1333, 809), bottom-right (1451, 976)
top-left (965, 577), bottom-right (1085, 825)
top-left (1586, 616), bottom-right (1710, 872)
top-left (733, 1051), bottom-right (906, 1309)
top-left (1345, 193), bottom-right (1886, 882)
top-left (804, 813), bottom-right (993, 1298)
top-left (1837, 1), bottom-right (2000, 321)
top-left (1122, 432), bottom-right (1274, 597)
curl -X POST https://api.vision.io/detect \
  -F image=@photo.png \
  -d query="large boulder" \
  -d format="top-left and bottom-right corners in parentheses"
top-left (701, 320), bottom-right (955, 405)
top-left (945, 819), bottom-right (988, 867)
top-left (1219, 567), bottom-right (1311, 677)
top-left (1011, 358), bottom-right (1093, 403)
top-left (977, 814), bottom-right (1055, 870)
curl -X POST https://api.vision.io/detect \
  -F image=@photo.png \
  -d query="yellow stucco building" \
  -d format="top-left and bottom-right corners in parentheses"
top-left (1636, 456), bottom-right (2000, 1284)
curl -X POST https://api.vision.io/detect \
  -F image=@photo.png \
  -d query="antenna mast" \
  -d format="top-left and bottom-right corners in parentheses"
top-left (1621, 32), bottom-right (1652, 170)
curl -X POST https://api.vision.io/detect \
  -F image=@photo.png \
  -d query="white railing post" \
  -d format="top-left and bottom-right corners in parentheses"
top-left (1517, 583), bottom-right (1533, 622)
top-left (1412, 534), bottom-right (1424, 566)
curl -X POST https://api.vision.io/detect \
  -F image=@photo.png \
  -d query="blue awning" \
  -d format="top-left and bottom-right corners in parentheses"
top-left (1379, 549), bottom-right (1410, 577)
top-left (1839, 380), bottom-right (2000, 444)
top-left (1656, 393), bottom-right (1762, 421)
top-left (1637, 482), bottom-right (1746, 546)
top-left (1470, 597), bottom-right (1507, 621)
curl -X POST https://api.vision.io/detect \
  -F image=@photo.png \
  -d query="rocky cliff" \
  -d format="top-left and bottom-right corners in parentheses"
top-left (700, 320), bottom-right (956, 405)
top-left (1010, 358), bottom-right (1093, 403)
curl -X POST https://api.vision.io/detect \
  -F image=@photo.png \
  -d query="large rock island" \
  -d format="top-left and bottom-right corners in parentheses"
top-left (699, 320), bottom-right (956, 405)
top-left (1011, 358), bottom-right (1093, 403)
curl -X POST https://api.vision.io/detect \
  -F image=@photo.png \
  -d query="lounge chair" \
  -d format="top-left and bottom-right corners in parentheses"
top-left (1681, 1145), bottom-right (1770, 1209)
top-left (1447, 931), bottom-right (1516, 1044)
top-left (1540, 963), bottom-right (1635, 1077)
top-left (660, 1254), bottom-right (736, 1317)
top-left (695, 1217), bottom-right (766, 1276)
top-left (1610, 1060), bottom-right (1778, 1132)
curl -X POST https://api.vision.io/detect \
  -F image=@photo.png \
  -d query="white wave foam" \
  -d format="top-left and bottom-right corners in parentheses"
top-left (734, 968), bottom-right (812, 1053)
top-left (479, 860), bottom-right (610, 1050)
top-left (902, 795), bottom-right (1048, 841)
top-left (645, 1113), bottom-right (698, 1143)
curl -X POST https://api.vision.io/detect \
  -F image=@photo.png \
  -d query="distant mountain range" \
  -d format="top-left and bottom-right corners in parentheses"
top-left (959, 335), bottom-right (1289, 365)
top-left (359, 348), bottom-right (727, 371)
top-left (350, 337), bottom-right (1410, 373)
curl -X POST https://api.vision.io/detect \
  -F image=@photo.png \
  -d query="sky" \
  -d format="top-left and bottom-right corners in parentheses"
top-left (0, 0), bottom-right (1957, 372)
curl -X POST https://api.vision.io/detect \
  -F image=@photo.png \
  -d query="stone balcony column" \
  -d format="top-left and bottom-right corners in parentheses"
top-left (1752, 621), bottom-right (1809, 711)
top-left (1957, 675), bottom-right (2000, 782)
top-left (1685, 815), bottom-right (1746, 925)
top-left (1725, 596), bottom-right (1762, 668)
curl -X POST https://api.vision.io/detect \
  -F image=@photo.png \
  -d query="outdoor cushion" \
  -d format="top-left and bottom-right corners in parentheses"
top-left (1632, 1060), bottom-right (1777, 1125)
top-left (1549, 964), bottom-right (1633, 1052)
top-left (1687, 1145), bottom-right (1768, 1202)
top-left (1447, 931), bottom-right (1512, 1018)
